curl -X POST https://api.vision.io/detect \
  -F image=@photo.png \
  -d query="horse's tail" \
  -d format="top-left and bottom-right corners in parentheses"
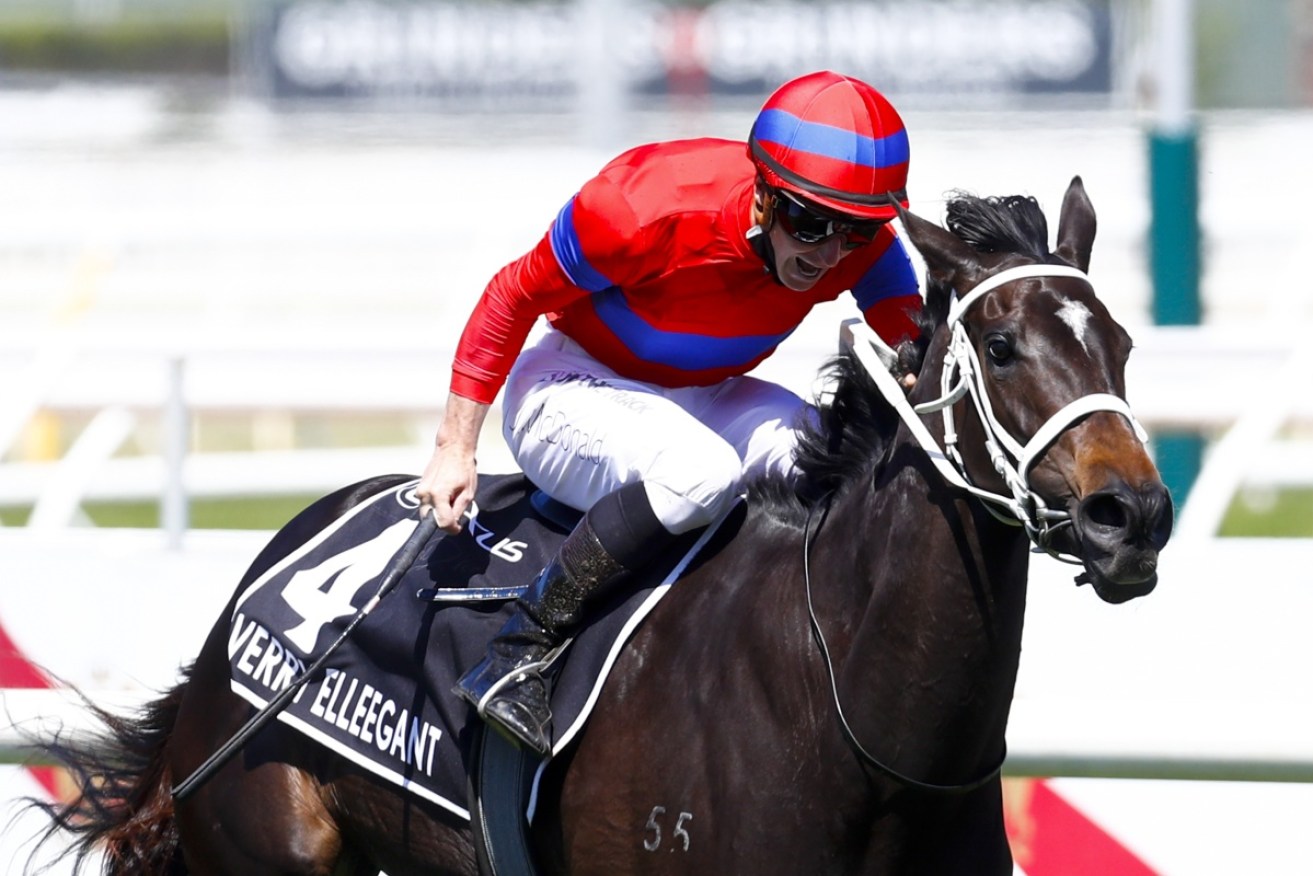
top-left (22, 672), bottom-right (190, 876)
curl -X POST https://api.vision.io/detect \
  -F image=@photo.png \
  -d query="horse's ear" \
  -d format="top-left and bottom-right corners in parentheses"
top-left (1054, 175), bottom-right (1097, 273)
top-left (894, 200), bottom-right (986, 290)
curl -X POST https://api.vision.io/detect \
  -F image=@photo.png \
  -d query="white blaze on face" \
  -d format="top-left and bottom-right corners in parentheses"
top-left (1056, 299), bottom-right (1094, 354)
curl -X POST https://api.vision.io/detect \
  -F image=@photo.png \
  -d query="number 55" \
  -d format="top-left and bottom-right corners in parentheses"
top-left (643, 806), bottom-right (692, 852)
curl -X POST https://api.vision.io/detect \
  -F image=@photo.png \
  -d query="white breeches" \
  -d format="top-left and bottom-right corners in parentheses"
top-left (502, 330), bottom-right (811, 534)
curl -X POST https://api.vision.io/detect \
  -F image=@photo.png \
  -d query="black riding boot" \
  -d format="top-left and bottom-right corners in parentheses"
top-left (454, 482), bottom-right (672, 754)
top-left (454, 518), bottom-right (625, 752)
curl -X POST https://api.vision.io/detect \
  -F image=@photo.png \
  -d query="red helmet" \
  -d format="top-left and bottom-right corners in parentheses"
top-left (748, 71), bottom-right (910, 221)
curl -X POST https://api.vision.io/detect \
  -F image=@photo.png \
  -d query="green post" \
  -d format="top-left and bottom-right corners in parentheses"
top-left (1152, 431), bottom-right (1205, 509)
top-left (1148, 130), bottom-right (1201, 327)
top-left (1148, 128), bottom-right (1204, 508)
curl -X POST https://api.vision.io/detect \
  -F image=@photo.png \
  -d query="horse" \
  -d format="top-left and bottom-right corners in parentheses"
top-left (24, 176), bottom-right (1172, 875)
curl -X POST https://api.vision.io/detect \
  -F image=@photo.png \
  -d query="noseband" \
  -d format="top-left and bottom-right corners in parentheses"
top-left (843, 263), bottom-right (1148, 561)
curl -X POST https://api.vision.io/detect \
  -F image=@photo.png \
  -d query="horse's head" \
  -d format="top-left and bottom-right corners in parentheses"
top-left (897, 177), bottom-right (1173, 603)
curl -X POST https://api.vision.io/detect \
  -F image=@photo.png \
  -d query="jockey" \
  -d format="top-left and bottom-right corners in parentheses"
top-left (418, 70), bottom-right (921, 755)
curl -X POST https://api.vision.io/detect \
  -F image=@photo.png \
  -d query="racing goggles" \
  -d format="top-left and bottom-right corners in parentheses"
top-left (774, 190), bottom-right (885, 249)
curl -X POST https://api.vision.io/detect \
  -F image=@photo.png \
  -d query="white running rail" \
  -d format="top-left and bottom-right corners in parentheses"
top-left (1, 326), bottom-right (1311, 535)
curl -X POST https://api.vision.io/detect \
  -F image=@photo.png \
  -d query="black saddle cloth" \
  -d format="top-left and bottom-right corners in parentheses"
top-left (227, 473), bottom-right (705, 819)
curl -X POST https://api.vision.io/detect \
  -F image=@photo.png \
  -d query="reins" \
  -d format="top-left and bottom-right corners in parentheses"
top-left (803, 499), bottom-right (1006, 795)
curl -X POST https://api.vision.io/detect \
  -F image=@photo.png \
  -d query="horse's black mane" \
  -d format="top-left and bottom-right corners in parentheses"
top-left (750, 192), bottom-right (1053, 523)
top-left (943, 190), bottom-right (1050, 262)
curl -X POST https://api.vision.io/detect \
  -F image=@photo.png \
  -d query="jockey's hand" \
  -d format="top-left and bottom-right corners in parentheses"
top-left (418, 445), bottom-right (477, 533)
top-left (417, 393), bottom-right (490, 533)
top-left (895, 335), bottom-right (926, 392)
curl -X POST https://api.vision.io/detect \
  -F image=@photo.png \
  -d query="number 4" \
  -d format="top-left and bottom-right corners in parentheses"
top-left (280, 519), bottom-right (416, 652)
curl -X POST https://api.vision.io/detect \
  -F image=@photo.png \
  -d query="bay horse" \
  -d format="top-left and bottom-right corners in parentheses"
top-left (26, 176), bottom-right (1171, 875)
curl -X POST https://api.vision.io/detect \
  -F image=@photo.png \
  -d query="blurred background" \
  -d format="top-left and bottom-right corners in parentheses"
top-left (0, 0), bottom-right (1307, 535)
top-left (2, 1), bottom-right (1312, 873)
top-left (1, 0), bottom-right (1310, 535)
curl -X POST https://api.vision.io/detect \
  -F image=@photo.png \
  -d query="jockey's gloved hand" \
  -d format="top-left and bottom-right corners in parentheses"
top-left (896, 335), bottom-right (928, 390)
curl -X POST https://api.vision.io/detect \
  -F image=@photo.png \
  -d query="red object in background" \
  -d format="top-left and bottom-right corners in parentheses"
top-left (1005, 777), bottom-right (1159, 875)
top-left (662, 7), bottom-right (707, 98)
top-left (0, 619), bottom-right (61, 797)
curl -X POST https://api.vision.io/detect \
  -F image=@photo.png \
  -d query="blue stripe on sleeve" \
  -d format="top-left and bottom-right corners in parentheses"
top-left (852, 239), bottom-right (919, 310)
top-left (549, 197), bottom-right (615, 293)
top-left (592, 291), bottom-right (794, 371)
top-left (754, 109), bottom-right (910, 171)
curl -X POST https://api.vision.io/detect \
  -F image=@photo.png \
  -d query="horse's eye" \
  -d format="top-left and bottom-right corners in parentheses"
top-left (985, 335), bottom-right (1014, 364)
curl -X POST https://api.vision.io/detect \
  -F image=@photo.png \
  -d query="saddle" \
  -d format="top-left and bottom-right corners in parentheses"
top-left (226, 473), bottom-right (717, 875)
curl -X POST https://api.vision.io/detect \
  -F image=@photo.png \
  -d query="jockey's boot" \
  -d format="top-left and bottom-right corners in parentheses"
top-left (455, 482), bottom-right (671, 754)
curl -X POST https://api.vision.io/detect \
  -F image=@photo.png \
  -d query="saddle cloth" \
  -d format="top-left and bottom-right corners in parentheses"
top-left (227, 474), bottom-right (708, 820)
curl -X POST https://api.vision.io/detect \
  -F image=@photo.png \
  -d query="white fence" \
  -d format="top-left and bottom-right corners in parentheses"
top-left (2, 322), bottom-right (1312, 541)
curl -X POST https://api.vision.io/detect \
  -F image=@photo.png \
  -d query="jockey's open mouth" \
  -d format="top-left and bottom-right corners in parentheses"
top-left (796, 257), bottom-right (824, 279)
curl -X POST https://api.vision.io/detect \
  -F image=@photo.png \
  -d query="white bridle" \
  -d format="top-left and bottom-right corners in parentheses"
top-left (841, 264), bottom-right (1148, 561)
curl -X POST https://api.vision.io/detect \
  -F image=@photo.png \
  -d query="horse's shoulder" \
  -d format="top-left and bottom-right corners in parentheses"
top-left (636, 502), bottom-right (804, 643)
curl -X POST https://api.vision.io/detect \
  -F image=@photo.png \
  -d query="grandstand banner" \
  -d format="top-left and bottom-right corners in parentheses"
top-left (248, 0), bottom-right (1114, 105)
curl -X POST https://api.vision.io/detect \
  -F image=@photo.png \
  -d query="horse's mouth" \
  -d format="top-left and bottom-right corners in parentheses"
top-left (1044, 525), bottom-right (1161, 603)
top-left (1077, 561), bottom-right (1158, 604)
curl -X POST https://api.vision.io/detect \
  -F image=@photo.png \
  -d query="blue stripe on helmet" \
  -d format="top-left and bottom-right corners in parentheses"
top-left (549, 197), bottom-right (614, 293)
top-left (754, 109), bottom-right (910, 171)
top-left (592, 290), bottom-right (794, 371)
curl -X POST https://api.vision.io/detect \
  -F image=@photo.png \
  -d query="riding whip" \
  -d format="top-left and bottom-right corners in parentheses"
top-left (172, 511), bottom-right (442, 802)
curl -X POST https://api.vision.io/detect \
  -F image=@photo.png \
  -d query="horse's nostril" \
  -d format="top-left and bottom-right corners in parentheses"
top-left (1079, 484), bottom-right (1175, 550)
top-left (1082, 493), bottom-right (1127, 531)
top-left (1146, 483), bottom-right (1175, 549)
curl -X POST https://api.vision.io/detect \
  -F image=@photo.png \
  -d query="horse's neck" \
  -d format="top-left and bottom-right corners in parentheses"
top-left (812, 451), bottom-right (1031, 787)
top-left (824, 465), bottom-right (1031, 646)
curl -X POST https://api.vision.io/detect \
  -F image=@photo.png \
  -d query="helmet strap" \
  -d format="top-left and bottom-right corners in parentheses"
top-left (748, 180), bottom-right (781, 283)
